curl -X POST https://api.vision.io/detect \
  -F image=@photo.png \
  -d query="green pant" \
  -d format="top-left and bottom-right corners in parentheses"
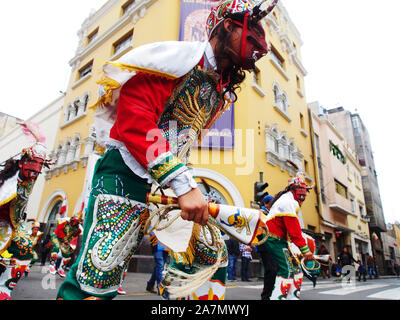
top-left (57, 149), bottom-right (151, 300)
top-left (263, 238), bottom-right (301, 279)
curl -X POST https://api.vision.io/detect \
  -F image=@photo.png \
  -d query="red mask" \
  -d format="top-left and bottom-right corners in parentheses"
top-left (291, 187), bottom-right (307, 204)
top-left (19, 156), bottom-right (44, 181)
top-left (232, 14), bottom-right (268, 70)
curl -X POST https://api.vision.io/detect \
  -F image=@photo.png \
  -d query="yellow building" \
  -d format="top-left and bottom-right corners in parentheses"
top-left (37, 0), bottom-right (320, 255)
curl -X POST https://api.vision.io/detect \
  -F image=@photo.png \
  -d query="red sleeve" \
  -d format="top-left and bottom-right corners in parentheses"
top-left (283, 216), bottom-right (310, 254)
top-left (109, 72), bottom-right (180, 169)
top-left (54, 222), bottom-right (67, 240)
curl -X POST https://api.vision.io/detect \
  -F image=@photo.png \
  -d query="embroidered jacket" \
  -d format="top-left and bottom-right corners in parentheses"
top-left (266, 192), bottom-right (310, 254)
top-left (94, 41), bottom-right (228, 196)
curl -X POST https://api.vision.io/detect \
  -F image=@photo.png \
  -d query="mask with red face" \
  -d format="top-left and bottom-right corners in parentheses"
top-left (19, 142), bottom-right (48, 182)
top-left (206, 0), bottom-right (278, 70)
top-left (230, 14), bottom-right (268, 70)
top-left (291, 186), bottom-right (307, 204)
top-left (19, 156), bottom-right (44, 181)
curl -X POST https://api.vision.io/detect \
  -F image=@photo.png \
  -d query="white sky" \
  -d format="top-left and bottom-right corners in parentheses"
top-left (0, 0), bottom-right (398, 224)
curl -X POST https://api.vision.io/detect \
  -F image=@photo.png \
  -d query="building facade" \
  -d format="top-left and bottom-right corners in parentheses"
top-left (325, 106), bottom-right (387, 275)
top-left (309, 101), bottom-right (370, 263)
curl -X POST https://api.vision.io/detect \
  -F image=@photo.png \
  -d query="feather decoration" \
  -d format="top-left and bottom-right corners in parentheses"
top-left (17, 121), bottom-right (46, 144)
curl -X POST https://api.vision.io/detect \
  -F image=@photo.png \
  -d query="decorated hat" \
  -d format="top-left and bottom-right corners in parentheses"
top-left (288, 172), bottom-right (314, 191)
top-left (206, 0), bottom-right (278, 38)
top-left (18, 121), bottom-right (54, 169)
top-left (21, 142), bottom-right (48, 161)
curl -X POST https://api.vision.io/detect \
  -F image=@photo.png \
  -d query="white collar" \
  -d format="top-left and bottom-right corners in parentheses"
top-left (203, 41), bottom-right (217, 71)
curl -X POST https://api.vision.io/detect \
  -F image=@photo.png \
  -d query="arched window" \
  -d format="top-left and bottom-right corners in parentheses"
top-left (273, 85), bottom-right (280, 104)
top-left (82, 94), bottom-right (89, 113)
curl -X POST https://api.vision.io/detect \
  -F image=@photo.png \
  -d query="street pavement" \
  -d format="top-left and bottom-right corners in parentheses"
top-left (10, 263), bottom-right (400, 301)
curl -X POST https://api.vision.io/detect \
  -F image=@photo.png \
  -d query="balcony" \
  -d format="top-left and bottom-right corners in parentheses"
top-left (328, 193), bottom-right (353, 215)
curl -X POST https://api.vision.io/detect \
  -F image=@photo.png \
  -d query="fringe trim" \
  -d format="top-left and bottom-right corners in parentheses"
top-left (171, 223), bottom-right (201, 265)
top-left (90, 77), bottom-right (121, 109)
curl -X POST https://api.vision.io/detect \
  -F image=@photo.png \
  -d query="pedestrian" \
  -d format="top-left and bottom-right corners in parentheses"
top-left (262, 173), bottom-right (314, 300)
top-left (226, 238), bottom-right (240, 281)
top-left (258, 194), bottom-right (277, 300)
top-left (239, 243), bottom-right (252, 282)
top-left (338, 247), bottom-right (357, 282)
top-left (260, 194), bottom-right (274, 213)
top-left (56, 0), bottom-right (278, 300)
top-left (146, 233), bottom-right (170, 295)
top-left (366, 253), bottom-right (376, 279)
top-left (40, 234), bottom-right (52, 266)
top-left (357, 260), bottom-right (367, 281)
top-left (394, 261), bottom-right (400, 277)
top-left (317, 243), bottom-right (331, 279)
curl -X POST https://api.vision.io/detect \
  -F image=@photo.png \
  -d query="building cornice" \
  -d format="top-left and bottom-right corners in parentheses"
top-left (70, 0), bottom-right (158, 68)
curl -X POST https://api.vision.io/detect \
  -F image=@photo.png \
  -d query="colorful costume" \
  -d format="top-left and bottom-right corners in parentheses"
top-left (0, 124), bottom-right (50, 299)
top-left (49, 216), bottom-right (82, 278)
top-left (24, 221), bottom-right (43, 276)
top-left (57, 0), bottom-right (278, 300)
top-left (263, 174), bottom-right (314, 300)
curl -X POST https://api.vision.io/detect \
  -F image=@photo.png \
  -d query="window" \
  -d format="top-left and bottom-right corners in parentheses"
top-left (87, 28), bottom-right (98, 46)
top-left (270, 46), bottom-right (284, 69)
top-left (272, 83), bottom-right (290, 117)
top-left (359, 205), bottom-right (364, 217)
top-left (253, 67), bottom-right (261, 85)
top-left (273, 86), bottom-right (280, 104)
top-left (304, 159), bottom-right (309, 175)
top-left (350, 198), bottom-right (356, 213)
top-left (113, 30), bottom-right (133, 56)
top-left (300, 113), bottom-right (305, 130)
top-left (78, 61), bottom-right (93, 80)
top-left (296, 75), bottom-right (301, 89)
top-left (329, 140), bottom-right (346, 164)
top-left (335, 179), bottom-right (348, 199)
top-left (122, 0), bottom-right (135, 15)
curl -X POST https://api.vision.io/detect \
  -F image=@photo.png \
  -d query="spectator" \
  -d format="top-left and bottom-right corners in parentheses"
top-left (258, 194), bottom-right (277, 299)
top-left (226, 238), bottom-right (240, 281)
top-left (338, 247), bottom-right (357, 282)
top-left (357, 260), bottom-right (367, 282)
top-left (317, 243), bottom-right (331, 279)
top-left (366, 253), bottom-right (376, 279)
top-left (394, 261), bottom-right (400, 277)
top-left (239, 243), bottom-right (252, 282)
top-left (146, 233), bottom-right (170, 294)
top-left (40, 234), bottom-right (52, 266)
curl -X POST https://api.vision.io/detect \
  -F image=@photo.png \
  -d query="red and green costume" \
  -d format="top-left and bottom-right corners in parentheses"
top-left (49, 217), bottom-right (82, 277)
top-left (263, 191), bottom-right (310, 300)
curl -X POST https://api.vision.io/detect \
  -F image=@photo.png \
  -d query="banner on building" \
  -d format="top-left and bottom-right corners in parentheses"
top-left (179, 0), bottom-right (235, 149)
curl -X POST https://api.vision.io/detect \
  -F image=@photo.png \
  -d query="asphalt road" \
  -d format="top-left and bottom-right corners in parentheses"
top-left (9, 264), bottom-right (400, 301)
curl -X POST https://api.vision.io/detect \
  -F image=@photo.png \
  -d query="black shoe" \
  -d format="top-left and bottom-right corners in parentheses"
top-left (146, 285), bottom-right (157, 294)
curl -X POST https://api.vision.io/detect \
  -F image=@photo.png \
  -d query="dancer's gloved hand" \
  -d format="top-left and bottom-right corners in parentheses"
top-left (303, 251), bottom-right (314, 262)
top-left (178, 187), bottom-right (209, 226)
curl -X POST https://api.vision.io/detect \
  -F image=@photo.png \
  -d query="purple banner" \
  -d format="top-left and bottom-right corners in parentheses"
top-left (179, 0), bottom-right (235, 149)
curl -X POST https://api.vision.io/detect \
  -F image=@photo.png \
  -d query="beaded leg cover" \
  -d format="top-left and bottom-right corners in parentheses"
top-left (76, 194), bottom-right (147, 296)
top-left (57, 149), bottom-right (151, 300)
